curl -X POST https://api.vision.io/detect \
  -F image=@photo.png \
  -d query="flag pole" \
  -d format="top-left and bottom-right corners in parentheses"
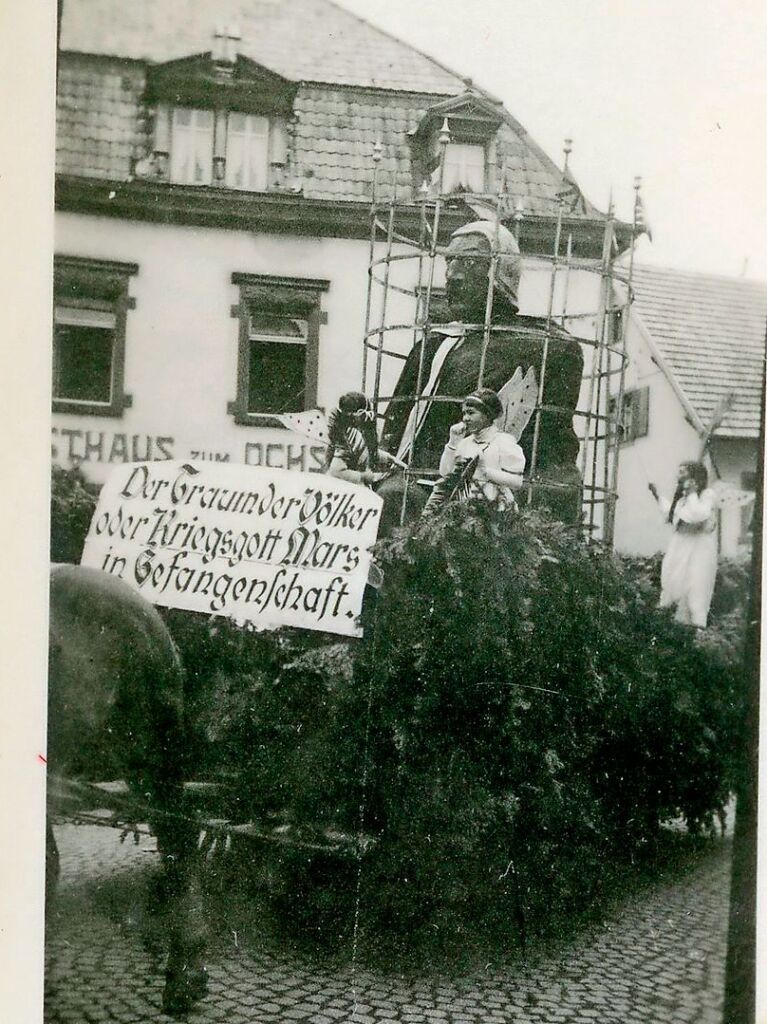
top-left (604, 178), bottom-right (640, 544)
top-left (361, 136), bottom-right (383, 392)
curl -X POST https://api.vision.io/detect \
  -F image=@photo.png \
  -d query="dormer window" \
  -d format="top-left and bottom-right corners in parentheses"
top-left (144, 41), bottom-right (296, 192)
top-left (412, 91), bottom-right (504, 197)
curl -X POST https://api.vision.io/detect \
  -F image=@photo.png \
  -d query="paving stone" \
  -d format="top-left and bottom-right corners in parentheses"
top-left (45, 824), bottom-right (732, 1024)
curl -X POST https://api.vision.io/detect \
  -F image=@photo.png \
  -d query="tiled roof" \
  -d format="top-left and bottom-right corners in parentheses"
top-left (56, 61), bottom-right (145, 180)
top-left (56, 0), bottom-right (599, 219)
top-left (56, 58), bottom-right (585, 217)
top-left (631, 264), bottom-right (767, 438)
top-left (59, 0), bottom-right (466, 95)
top-left (293, 87), bottom-right (575, 214)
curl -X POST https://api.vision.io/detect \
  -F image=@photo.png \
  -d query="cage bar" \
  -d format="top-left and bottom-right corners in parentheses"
top-left (356, 139), bottom-right (632, 544)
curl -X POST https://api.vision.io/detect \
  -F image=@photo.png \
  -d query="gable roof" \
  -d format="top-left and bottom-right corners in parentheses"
top-left (630, 264), bottom-right (767, 439)
top-left (59, 0), bottom-right (467, 95)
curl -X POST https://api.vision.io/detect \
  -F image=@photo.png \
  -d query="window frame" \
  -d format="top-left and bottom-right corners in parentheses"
top-left (610, 386), bottom-right (650, 446)
top-left (227, 272), bottom-right (329, 427)
top-left (145, 53), bottom-right (296, 193)
top-left (52, 256), bottom-right (137, 417)
top-left (169, 106), bottom-right (215, 186)
top-left (439, 139), bottom-right (489, 194)
top-left (411, 94), bottom-right (503, 197)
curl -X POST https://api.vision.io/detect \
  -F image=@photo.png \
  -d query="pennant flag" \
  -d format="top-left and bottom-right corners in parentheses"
top-left (273, 409), bottom-right (329, 445)
top-left (498, 366), bottom-right (538, 441)
top-left (634, 191), bottom-right (653, 241)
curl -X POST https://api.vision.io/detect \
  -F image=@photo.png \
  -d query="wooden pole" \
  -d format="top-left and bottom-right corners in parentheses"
top-left (722, 348), bottom-right (764, 1024)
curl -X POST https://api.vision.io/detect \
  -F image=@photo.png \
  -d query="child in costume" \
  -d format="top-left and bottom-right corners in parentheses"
top-left (324, 391), bottom-right (394, 486)
top-left (424, 388), bottom-right (525, 514)
top-left (649, 461), bottom-right (718, 628)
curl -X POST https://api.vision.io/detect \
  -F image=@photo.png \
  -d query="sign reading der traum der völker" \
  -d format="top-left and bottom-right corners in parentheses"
top-left (81, 460), bottom-right (383, 638)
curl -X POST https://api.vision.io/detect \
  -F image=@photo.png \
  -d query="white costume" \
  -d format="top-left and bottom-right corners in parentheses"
top-left (658, 489), bottom-right (718, 628)
top-left (439, 425), bottom-right (525, 508)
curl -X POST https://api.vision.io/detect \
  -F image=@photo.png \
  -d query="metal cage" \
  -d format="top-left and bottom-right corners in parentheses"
top-left (360, 130), bottom-right (641, 546)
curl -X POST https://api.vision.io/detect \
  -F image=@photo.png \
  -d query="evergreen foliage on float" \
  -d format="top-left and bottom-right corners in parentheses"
top-left (48, 469), bottom-right (747, 964)
top-left (196, 501), bottom-right (745, 962)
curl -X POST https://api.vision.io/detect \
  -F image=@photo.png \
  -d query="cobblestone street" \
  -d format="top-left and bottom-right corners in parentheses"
top-left (44, 821), bottom-right (731, 1024)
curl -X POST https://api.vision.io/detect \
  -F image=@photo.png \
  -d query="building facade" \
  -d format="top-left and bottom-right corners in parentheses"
top-left (54, 0), bottom-right (616, 488)
top-left (611, 264), bottom-right (766, 559)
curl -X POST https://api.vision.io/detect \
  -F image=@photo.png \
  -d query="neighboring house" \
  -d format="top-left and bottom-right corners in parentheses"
top-left (53, 0), bottom-right (617, 486)
top-left (611, 264), bottom-right (767, 559)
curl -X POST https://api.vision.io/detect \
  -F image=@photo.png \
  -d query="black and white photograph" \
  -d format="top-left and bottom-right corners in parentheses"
top-left (1, 1), bottom-right (765, 1022)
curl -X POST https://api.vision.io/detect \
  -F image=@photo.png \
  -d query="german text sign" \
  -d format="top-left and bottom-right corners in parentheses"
top-left (81, 461), bottom-right (383, 637)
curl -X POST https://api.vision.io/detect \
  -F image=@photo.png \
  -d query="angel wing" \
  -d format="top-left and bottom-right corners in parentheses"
top-left (710, 479), bottom-right (756, 509)
top-left (498, 366), bottom-right (538, 441)
top-left (273, 409), bottom-right (329, 445)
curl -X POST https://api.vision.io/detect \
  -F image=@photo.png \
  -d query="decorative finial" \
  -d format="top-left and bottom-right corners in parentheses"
top-left (439, 118), bottom-right (451, 147)
top-left (373, 136), bottom-right (383, 163)
top-left (634, 175), bottom-right (642, 192)
top-left (563, 138), bottom-right (573, 173)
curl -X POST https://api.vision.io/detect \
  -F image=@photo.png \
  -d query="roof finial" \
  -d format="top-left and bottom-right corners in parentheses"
top-left (439, 117), bottom-right (451, 148)
top-left (563, 138), bottom-right (573, 174)
top-left (213, 23), bottom-right (240, 64)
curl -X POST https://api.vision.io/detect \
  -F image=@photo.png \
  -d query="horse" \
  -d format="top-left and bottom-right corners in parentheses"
top-left (47, 563), bottom-right (207, 1016)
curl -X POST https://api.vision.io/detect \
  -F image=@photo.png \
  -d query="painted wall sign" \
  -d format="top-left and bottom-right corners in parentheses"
top-left (51, 427), bottom-right (326, 477)
top-left (81, 460), bottom-right (382, 637)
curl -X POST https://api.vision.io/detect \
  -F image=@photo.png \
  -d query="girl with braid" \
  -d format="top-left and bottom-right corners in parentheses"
top-left (648, 461), bottom-right (718, 628)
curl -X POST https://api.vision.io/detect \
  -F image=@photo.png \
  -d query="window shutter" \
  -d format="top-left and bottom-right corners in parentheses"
top-left (633, 387), bottom-right (650, 439)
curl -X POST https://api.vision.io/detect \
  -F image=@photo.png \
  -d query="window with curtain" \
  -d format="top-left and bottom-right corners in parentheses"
top-left (169, 107), bottom-right (215, 185)
top-left (441, 142), bottom-right (487, 193)
top-left (225, 112), bottom-right (270, 191)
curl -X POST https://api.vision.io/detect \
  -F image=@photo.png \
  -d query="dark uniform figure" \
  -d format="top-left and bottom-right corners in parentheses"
top-left (382, 220), bottom-right (583, 522)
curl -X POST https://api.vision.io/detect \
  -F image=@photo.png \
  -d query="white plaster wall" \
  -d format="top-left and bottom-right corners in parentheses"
top-left (610, 311), bottom-right (758, 559)
top-left (611, 312), bottom-right (702, 556)
top-left (54, 213), bottom-right (416, 483)
top-left (53, 211), bottom-right (605, 488)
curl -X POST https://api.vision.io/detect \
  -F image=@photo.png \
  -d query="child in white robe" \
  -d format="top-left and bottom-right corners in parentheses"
top-left (427, 388), bottom-right (525, 513)
top-left (649, 461), bottom-right (718, 628)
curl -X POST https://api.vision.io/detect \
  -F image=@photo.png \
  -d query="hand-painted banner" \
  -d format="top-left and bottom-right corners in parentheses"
top-left (81, 461), bottom-right (383, 637)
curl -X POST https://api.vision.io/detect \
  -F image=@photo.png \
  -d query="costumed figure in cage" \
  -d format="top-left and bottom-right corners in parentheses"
top-left (381, 219), bottom-right (584, 522)
top-left (324, 390), bottom-right (394, 486)
top-left (423, 388), bottom-right (525, 515)
top-left (649, 461), bottom-right (718, 628)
